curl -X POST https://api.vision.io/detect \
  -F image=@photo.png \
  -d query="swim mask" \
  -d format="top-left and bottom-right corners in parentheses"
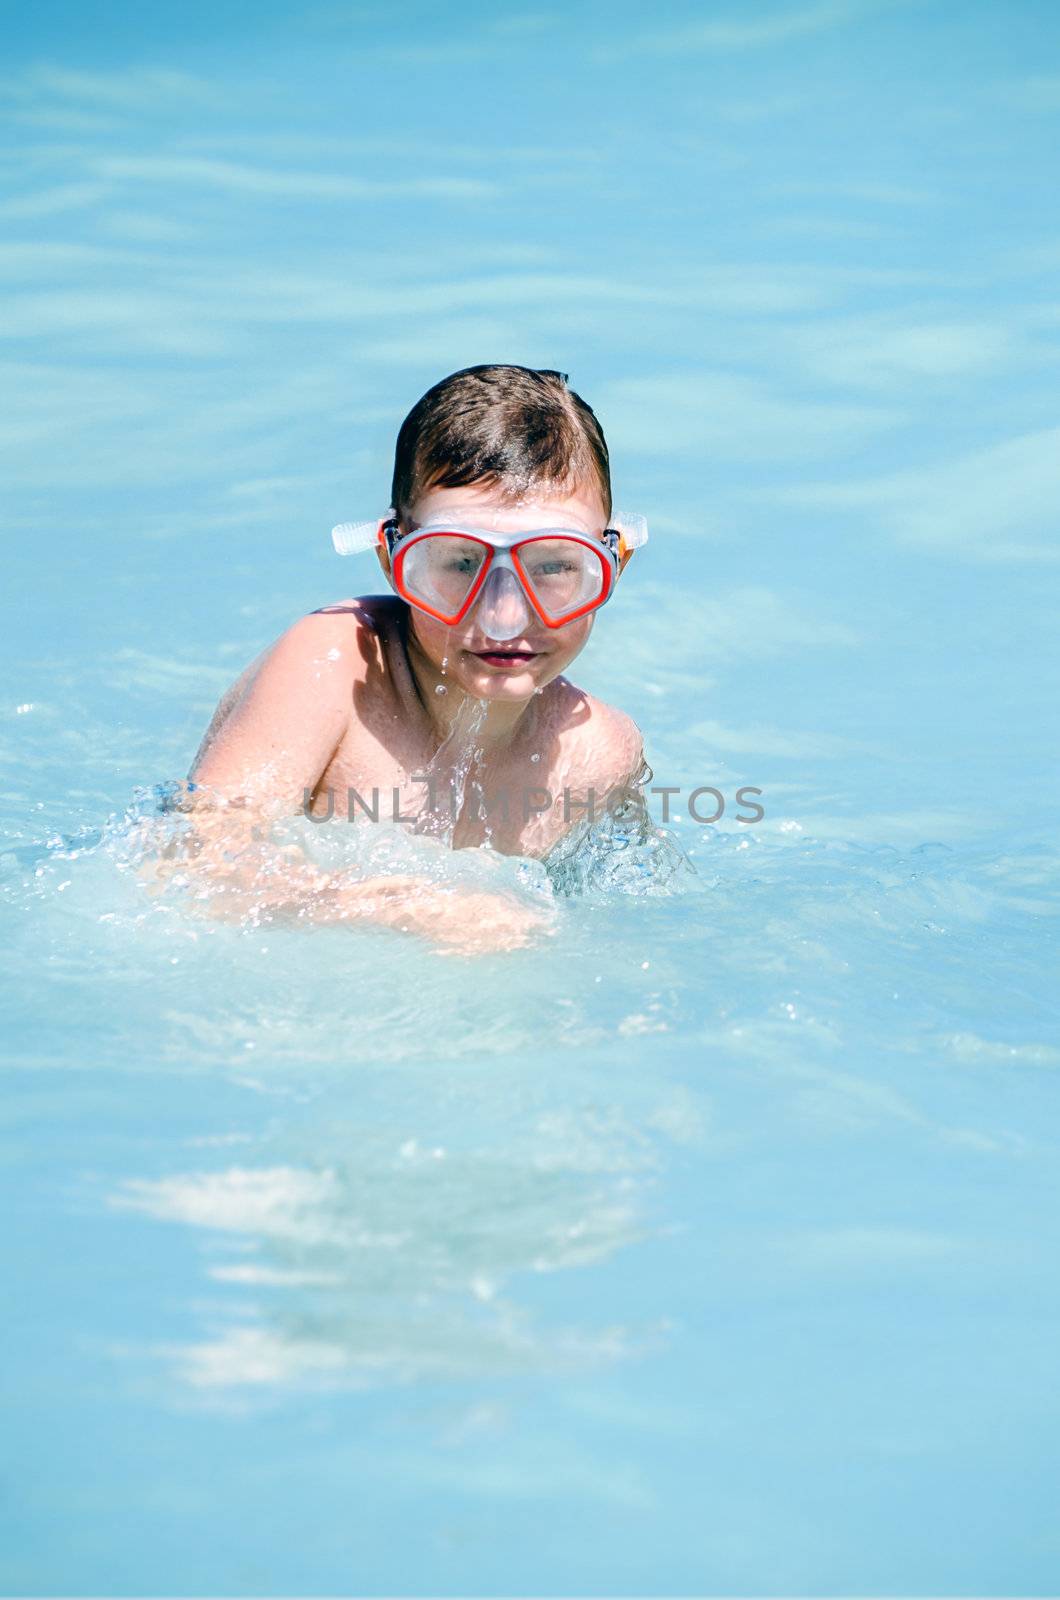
top-left (331, 509), bottom-right (648, 642)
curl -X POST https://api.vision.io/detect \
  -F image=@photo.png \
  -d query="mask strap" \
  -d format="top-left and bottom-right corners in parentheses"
top-left (610, 511), bottom-right (649, 557)
top-left (331, 507), bottom-right (399, 556)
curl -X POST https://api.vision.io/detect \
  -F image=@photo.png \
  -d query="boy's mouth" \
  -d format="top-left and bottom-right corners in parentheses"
top-left (469, 648), bottom-right (540, 670)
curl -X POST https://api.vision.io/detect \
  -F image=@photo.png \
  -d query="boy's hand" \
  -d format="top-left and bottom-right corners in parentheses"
top-left (334, 875), bottom-right (557, 955)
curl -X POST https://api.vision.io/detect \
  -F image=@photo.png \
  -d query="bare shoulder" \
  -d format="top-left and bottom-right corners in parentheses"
top-left (189, 599), bottom-right (384, 782)
top-left (233, 593), bottom-right (404, 692)
top-left (546, 679), bottom-right (645, 788)
top-left (279, 596), bottom-right (387, 673)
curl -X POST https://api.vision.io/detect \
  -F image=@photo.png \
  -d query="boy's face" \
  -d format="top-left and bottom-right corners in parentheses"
top-left (378, 480), bottom-right (612, 702)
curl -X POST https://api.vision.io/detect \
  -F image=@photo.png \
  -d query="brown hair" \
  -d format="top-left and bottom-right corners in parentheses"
top-left (389, 364), bottom-right (612, 524)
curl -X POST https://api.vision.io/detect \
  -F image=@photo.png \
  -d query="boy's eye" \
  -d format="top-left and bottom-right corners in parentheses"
top-left (526, 555), bottom-right (581, 577)
top-left (532, 559), bottom-right (577, 577)
top-left (429, 539), bottom-right (485, 573)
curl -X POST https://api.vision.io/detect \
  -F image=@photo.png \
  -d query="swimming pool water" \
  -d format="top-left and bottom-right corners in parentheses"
top-left (5, 2), bottom-right (1060, 1582)
top-left (3, 636), bottom-right (1058, 1592)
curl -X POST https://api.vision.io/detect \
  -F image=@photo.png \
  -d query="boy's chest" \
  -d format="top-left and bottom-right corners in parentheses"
top-left (315, 713), bottom-right (573, 859)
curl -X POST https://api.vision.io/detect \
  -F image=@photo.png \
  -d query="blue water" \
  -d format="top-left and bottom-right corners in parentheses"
top-left (4, 1), bottom-right (1060, 1593)
top-left (4, 671), bottom-right (1059, 1593)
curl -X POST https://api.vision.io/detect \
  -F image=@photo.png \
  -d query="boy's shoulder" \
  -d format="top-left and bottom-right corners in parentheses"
top-left (224, 597), bottom-right (396, 719)
top-left (547, 677), bottom-right (645, 791)
top-left (287, 595), bottom-right (402, 676)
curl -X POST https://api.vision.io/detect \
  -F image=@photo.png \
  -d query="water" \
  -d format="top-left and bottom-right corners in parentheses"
top-left (4, 0), bottom-right (1060, 1590)
top-left (3, 710), bottom-right (1058, 1592)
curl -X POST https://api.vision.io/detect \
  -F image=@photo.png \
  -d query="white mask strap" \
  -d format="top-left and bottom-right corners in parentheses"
top-left (332, 508), bottom-right (648, 555)
top-left (611, 510), bottom-right (648, 549)
top-left (331, 506), bottom-right (398, 556)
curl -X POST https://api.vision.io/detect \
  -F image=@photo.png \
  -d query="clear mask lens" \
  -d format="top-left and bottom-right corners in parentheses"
top-left (513, 537), bottom-right (606, 621)
top-left (393, 529), bottom-right (612, 635)
top-left (399, 534), bottom-right (489, 616)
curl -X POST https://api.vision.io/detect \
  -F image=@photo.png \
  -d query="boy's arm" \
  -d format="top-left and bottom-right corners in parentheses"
top-left (156, 613), bottom-right (553, 952)
top-left (148, 609), bottom-right (357, 915)
top-left (189, 611), bottom-right (354, 811)
top-left (144, 796), bottom-right (549, 952)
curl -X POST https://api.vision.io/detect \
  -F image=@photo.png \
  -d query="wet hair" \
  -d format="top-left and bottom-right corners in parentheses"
top-left (389, 364), bottom-right (612, 523)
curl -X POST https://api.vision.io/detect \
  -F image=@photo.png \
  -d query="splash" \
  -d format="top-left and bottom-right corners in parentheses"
top-left (543, 757), bottom-right (697, 897)
top-left (410, 692), bottom-right (493, 848)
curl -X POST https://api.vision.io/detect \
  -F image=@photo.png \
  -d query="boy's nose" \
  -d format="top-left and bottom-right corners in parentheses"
top-left (472, 565), bottom-right (531, 642)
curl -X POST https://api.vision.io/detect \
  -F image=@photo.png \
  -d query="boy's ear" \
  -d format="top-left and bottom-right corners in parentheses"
top-left (375, 513), bottom-right (396, 577)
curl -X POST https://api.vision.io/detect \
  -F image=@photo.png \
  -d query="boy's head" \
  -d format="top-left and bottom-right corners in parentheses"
top-left (389, 364), bottom-right (612, 527)
top-left (382, 365), bottom-right (619, 703)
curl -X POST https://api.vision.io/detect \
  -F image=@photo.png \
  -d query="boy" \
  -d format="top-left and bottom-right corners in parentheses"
top-left (179, 365), bottom-right (647, 953)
